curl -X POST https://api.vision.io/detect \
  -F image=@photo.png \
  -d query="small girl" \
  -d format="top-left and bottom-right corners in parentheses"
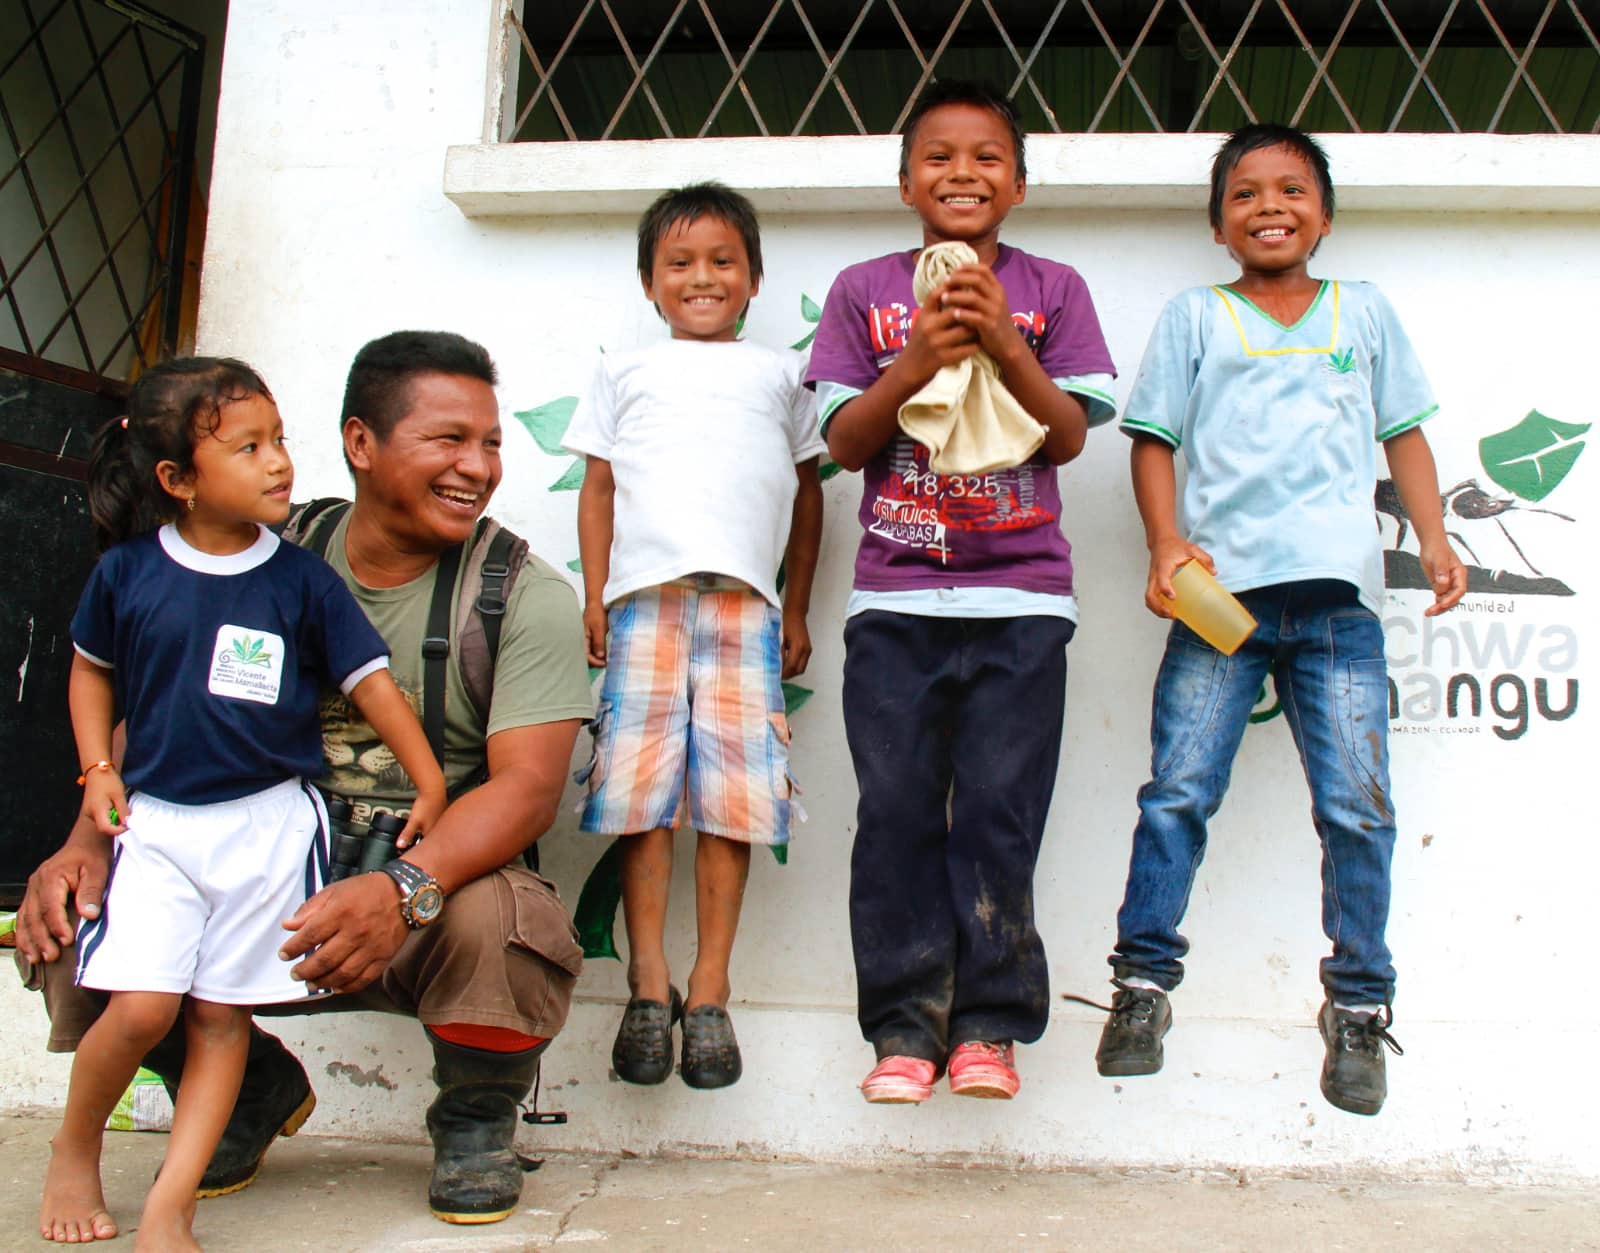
top-left (40, 358), bottom-right (446, 1249)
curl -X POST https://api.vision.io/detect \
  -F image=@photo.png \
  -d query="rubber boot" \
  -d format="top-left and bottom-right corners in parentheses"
top-left (425, 1028), bottom-right (547, 1224)
top-left (143, 1024), bottom-right (316, 1197)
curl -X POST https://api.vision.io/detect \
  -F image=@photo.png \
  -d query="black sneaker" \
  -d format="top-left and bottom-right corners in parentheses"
top-left (1074, 983), bottom-right (1172, 1077)
top-left (1318, 1000), bottom-right (1403, 1116)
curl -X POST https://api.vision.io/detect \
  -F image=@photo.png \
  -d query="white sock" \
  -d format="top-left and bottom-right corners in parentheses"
top-left (1122, 976), bottom-right (1164, 992)
top-left (1333, 1001), bottom-right (1384, 1017)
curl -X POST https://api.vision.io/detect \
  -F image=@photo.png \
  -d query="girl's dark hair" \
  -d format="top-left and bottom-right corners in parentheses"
top-left (87, 357), bottom-right (273, 551)
top-left (1209, 123), bottom-right (1335, 231)
top-left (899, 80), bottom-right (1027, 182)
top-left (635, 182), bottom-right (764, 285)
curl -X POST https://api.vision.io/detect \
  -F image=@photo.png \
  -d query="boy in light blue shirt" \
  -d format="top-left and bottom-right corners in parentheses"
top-left (1092, 123), bottom-right (1466, 1117)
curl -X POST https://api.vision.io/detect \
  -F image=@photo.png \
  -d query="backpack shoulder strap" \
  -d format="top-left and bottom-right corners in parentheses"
top-left (282, 498), bottom-right (351, 558)
top-left (454, 516), bottom-right (530, 727)
top-left (422, 540), bottom-right (465, 767)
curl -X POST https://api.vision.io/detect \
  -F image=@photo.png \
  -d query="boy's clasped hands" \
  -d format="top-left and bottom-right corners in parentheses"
top-left (903, 262), bottom-right (1020, 379)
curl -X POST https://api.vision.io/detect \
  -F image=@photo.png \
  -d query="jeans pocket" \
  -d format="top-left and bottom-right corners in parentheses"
top-left (1149, 629), bottom-right (1231, 779)
top-left (1334, 655), bottom-right (1393, 814)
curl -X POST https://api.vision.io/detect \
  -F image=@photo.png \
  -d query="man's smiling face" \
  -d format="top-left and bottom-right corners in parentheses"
top-left (350, 372), bottom-right (502, 551)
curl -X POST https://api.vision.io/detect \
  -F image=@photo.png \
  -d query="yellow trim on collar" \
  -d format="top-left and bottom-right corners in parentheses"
top-left (1212, 281), bottom-right (1340, 356)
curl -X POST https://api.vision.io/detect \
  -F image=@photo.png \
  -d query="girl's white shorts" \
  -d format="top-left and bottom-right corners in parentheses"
top-left (75, 778), bottom-right (330, 1004)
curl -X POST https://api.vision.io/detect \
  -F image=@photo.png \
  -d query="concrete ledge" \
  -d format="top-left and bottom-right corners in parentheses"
top-left (443, 133), bottom-right (1600, 216)
top-left (6, 978), bottom-right (1595, 1182)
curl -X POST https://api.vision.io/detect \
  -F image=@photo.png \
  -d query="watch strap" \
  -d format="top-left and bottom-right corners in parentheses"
top-left (378, 859), bottom-right (439, 928)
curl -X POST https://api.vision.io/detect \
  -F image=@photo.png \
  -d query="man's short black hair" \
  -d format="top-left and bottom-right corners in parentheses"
top-left (898, 79), bottom-right (1027, 182)
top-left (341, 330), bottom-right (498, 455)
top-left (636, 182), bottom-right (764, 285)
top-left (1209, 123), bottom-right (1335, 232)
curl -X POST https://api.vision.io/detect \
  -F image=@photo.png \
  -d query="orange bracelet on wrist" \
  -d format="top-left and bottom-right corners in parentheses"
top-left (76, 760), bottom-right (117, 785)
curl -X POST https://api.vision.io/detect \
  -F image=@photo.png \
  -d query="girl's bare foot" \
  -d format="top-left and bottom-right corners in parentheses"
top-left (39, 1135), bottom-right (117, 1243)
top-left (132, 1196), bottom-right (200, 1252)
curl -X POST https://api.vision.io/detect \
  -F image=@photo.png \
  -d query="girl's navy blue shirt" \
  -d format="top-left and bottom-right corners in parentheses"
top-left (71, 524), bottom-right (389, 805)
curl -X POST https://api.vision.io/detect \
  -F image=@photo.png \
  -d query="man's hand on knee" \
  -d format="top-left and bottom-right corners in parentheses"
top-left (16, 825), bottom-right (112, 964)
top-left (278, 873), bottom-right (409, 994)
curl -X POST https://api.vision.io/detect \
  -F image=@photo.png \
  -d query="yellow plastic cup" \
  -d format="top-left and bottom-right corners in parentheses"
top-left (1169, 561), bottom-right (1257, 655)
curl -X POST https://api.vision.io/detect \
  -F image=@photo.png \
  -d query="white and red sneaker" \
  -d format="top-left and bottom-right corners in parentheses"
top-left (860, 1055), bottom-right (938, 1104)
top-left (947, 1041), bottom-right (1020, 1099)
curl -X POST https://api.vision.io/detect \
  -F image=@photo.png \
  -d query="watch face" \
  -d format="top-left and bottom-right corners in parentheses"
top-left (411, 883), bottom-right (444, 925)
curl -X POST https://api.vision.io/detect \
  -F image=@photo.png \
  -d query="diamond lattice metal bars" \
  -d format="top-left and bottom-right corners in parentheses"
top-left (1083, 0), bottom-right (1168, 132)
top-left (693, 0), bottom-right (782, 137)
top-left (1374, 0), bottom-right (1464, 131)
top-left (0, 20), bottom-right (186, 359)
top-left (1175, 0), bottom-right (1269, 130)
top-left (1481, 0), bottom-right (1564, 130)
top-left (0, 0), bottom-right (204, 381)
top-left (1568, 0), bottom-right (1600, 131)
top-left (787, 0), bottom-right (875, 135)
top-left (983, 0), bottom-right (1073, 132)
top-left (501, 0), bottom-right (1600, 140)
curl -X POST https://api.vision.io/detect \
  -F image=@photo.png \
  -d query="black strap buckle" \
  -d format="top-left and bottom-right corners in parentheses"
top-left (421, 636), bottom-right (450, 661)
top-left (476, 561), bottom-right (511, 616)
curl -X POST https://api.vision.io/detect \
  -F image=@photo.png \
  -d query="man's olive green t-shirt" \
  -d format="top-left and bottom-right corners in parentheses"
top-left (315, 513), bottom-right (593, 820)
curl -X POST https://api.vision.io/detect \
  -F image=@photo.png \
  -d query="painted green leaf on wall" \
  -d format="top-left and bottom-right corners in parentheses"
top-left (548, 459), bottom-right (586, 492)
top-left (782, 682), bottom-right (813, 716)
top-left (513, 395), bottom-right (587, 492)
top-left (574, 838), bottom-right (625, 960)
top-left (791, 292), bottom-right (823, 351)
top-left (513, 396), bottom-right (579, 456)
top-left (1479, 411), bottom-right (1589, 503)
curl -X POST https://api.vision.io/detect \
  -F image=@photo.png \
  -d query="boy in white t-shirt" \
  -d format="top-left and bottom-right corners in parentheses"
top-left (563, 183), bottom-right (825, 1090)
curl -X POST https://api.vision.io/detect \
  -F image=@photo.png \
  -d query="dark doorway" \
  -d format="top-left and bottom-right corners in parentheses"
top-left (1, 0), bottom-right (216, 903)
top-left (0, 352), bottom-right (121, 905)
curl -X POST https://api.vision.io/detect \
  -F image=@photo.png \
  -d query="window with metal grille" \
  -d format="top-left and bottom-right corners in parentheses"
top-left (500, 1), bottom-right (1599, 142)
top-left (1, 0), bottom-right (205, 382)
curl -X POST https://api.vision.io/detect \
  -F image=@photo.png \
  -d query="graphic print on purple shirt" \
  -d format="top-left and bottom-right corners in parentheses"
top-left (868, 298), bottom-right (1049, 357)
top-left (806, 244), bottom-right (1115, 594)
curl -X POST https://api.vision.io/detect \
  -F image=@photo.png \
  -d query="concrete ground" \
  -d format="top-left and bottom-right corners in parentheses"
top-left (3, 1112), bottom-right (1597, 1252)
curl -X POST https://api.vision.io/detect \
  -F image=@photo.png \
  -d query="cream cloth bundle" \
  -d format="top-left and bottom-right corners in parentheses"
top-left (897, 240), bottom-right (1045, 475)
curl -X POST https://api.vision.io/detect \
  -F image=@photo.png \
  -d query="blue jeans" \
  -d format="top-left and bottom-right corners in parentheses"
top-left (1110, 580), bottom-right (1397, 1006)
top-left (843, 611), bottom-right (1075, 1063)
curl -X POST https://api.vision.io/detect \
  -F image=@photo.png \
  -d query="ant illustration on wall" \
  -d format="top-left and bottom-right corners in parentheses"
top-left (1375, 478), bottom-right (1575, 578)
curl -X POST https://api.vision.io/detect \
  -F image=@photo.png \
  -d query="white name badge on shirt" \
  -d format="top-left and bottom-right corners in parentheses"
top-left (208, 625), bottom-right (285, 704)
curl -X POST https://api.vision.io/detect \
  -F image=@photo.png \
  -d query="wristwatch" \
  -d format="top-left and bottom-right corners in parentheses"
top-left (377, 860), bottom-right (444, 929)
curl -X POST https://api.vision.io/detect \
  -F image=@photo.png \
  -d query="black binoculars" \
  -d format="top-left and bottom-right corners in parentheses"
top-left (324, 793), bottom-right (407, 881)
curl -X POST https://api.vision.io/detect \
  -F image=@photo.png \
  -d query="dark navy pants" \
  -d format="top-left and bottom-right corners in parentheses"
top-left (842, 610), bottom-right (1074, 1065)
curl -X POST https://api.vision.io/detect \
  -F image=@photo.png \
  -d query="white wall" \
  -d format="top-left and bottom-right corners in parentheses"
top-left (6, 0), bottom-right (1595, 1182)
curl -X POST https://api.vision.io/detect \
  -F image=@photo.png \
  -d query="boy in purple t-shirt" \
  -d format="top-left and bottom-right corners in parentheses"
top-left (805, 80), bottom-right (1116, 1104)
